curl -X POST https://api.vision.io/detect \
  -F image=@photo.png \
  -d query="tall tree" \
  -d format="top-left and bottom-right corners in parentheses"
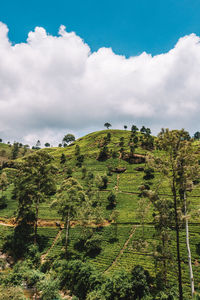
top-left (51, 178), bottom-right (87, 255)
top-left (147, 190), bottom-right (173, 288)
top-left (148, 128), bottom-right (199, 299)
top-left (14, 151), bottom-right (56, 244)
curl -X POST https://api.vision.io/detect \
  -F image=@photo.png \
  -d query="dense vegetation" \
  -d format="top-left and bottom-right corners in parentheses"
top-left (0, 128), bottom-right (200, 299)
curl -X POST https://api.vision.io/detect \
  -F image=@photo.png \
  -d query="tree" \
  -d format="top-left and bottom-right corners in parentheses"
top-left (62, 134), bottom-right (75, 146)
top-left (51, 178), bottom-right (87, 255)
top-left (147, 190), bottom-right (173, 287)
top-left (44, 142), bottom-right (50, 147)
top-left (131, 265), bottom-right (151, 299)
top-left (12, 142), bottom-right (19, 159)
top-left (14, 151), bottom-right (56, 245)
top-left (22, 145), bottom-right (29, 156)
top-left (140, 126), bottom-right (147, 134)
top-left (95, 174), bottom-right (108, 190)
top-left (0, 172), bottom-right (8, 209)
top-left (124, 125), bottom-right (127, 130)
top-left (148, 128), bottom-right (199, 299)
top-left (58, 260), bottom-right (102, 300)
top-left (66, 167), bottom-right (73, 178)
top-left (131, 125), bottom-right (138, 134)
top-left (119, 137), bottom-right (124, 147)
top-left (0, 138), bottom-right (2, 143)
top-left (194, 131), bottom-right (200, 140)
top-left (76, 154), bottom-right (84, 167)
top-left (104, 122), bottom-right (112, 129)
top-left (100, 270), bottom-right (133, 299)
top-left (75, 144), bottom-right (80, 156)
top-left (106, 132), bottom-right (111, 143)
top-left (0, 172), bottom-right (8, 197)
top-left (37, 275), bottom-right (60, 300)
top-left (97, 146), bottom-right (109, 161)
top-left (60, 153), bottom-right (66, 165)
top-left (35, 140), bottom-right (41, 149)
top-left (0, 286), bottom-right (25, 300)
top-left (107, 191), bottom-right (116, 209)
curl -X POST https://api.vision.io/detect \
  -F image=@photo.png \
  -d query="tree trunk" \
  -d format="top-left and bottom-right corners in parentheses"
top-left (184, 192), bottom-right (195, 297)
top-left (172, 180), bottom-right (183, 300)
top-left (65, 211), bottom-right (70, 256)
top-left (34, 198), bottom-right (39, 245)
top-left (162, 235), bottom-right (167, 286)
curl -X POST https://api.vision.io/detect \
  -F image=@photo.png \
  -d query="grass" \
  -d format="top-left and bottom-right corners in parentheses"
top-left (1, 129), bottom-right (200, 297)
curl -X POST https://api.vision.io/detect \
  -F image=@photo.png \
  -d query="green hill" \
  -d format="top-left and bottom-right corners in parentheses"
top-left (0, 129), bottom-right (200, 298)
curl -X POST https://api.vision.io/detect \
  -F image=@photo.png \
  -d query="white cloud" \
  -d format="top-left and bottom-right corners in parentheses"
top-left (0, 22), bottom-right (200, 145)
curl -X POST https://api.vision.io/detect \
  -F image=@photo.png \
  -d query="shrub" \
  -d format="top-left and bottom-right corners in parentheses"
top-left (0, 286), bottom-right (25, 300)
top-left (0, 195), bottom-right (7, 209)
top-left (59, 260), bottom-right (102, 300)
top-left (97, 146), bottom-right (109, 161)
top-left (107, 192), bottom-right (116, 209)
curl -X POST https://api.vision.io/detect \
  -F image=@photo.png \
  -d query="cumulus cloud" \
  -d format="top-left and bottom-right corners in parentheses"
top-left (0, 22), bottom-right (200, 145)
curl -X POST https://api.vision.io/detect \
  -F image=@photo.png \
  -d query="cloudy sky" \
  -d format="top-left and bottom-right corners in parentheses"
top-left (1, 0), bottom-right (200, 146)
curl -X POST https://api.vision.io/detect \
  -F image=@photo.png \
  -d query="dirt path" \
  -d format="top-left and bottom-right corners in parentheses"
top-left (41, 229), bottom-right (62, 263)
top-left (115, 174), bottom-right (120, 191)
top-left (104, 225), bottom-right (136, 273)
top-left (0, 218), bottom-right (112, 228)
top-left (0, 221), bottom-right (14, 227)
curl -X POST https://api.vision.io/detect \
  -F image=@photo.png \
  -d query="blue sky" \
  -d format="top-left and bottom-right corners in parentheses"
top-left (1, 0), bottom-right (200, 56)
top-left (1, 1), bottom-right (200, 145)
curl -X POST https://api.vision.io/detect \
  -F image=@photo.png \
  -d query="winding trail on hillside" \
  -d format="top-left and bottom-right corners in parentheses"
top-left (41, 229), bottom-right (63, 263)
top-left (0, 221), bottom-right (14, 227)
top-left (115, 174), bottom-right (120, 191)
top-left (104, 225), bottom-right (136, 274)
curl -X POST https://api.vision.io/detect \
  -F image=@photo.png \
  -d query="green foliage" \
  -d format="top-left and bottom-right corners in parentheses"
top-left (107, 191), bottom-right (116, 209)
top-left (1, 129), bottom-right (200, 298)
top-left (0, 195), bottom-right (7, 209)
top-left (81, 167), bottom-right (87, 179)
top-left (131, 265), bottom-right (152, 299)
top-left (97, 145), bottom-right (109, 161)
top-left (95, 174), bottom-right (108, 190)
top-left (143, 167), bottom-right (154, 180)
top-left (66, 166), bottom-right (73, 178)
top-left (60, 153), bottom-right (66, 164)
top-left (131, 125), bottom-right (138, 134)
top-left (1, 259), bottom-right (43, 288)
top-left (59, 260), bottom-right (102, 300)
top-left (101, 269), bottom-right (133, 300)
top-left (62, 133), bottom-right (75, 146)
top-left (75, 144), bottom-right (80, 156)
top-left (104, 123), bottom-right (112, 129)
top-left (0, 286), bottom-right (25, 300)
top-left (13, 151), bottom-right (57, 248)
top-left (37, 275), bottom-right (60, 300)
top-left (76, 154), bottom-right (84, 167)
top-left (194, 131), bottom-right (200, 140)
top-left (11, 142), bottom-right (19, 159)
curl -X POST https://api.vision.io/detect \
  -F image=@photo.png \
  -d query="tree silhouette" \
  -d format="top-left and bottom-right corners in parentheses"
top-left (104, 122), bottom-right (112, 129)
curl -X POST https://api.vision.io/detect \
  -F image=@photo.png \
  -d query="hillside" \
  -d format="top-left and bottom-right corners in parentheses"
top-left (0, 129), bottom-right (200, 299)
